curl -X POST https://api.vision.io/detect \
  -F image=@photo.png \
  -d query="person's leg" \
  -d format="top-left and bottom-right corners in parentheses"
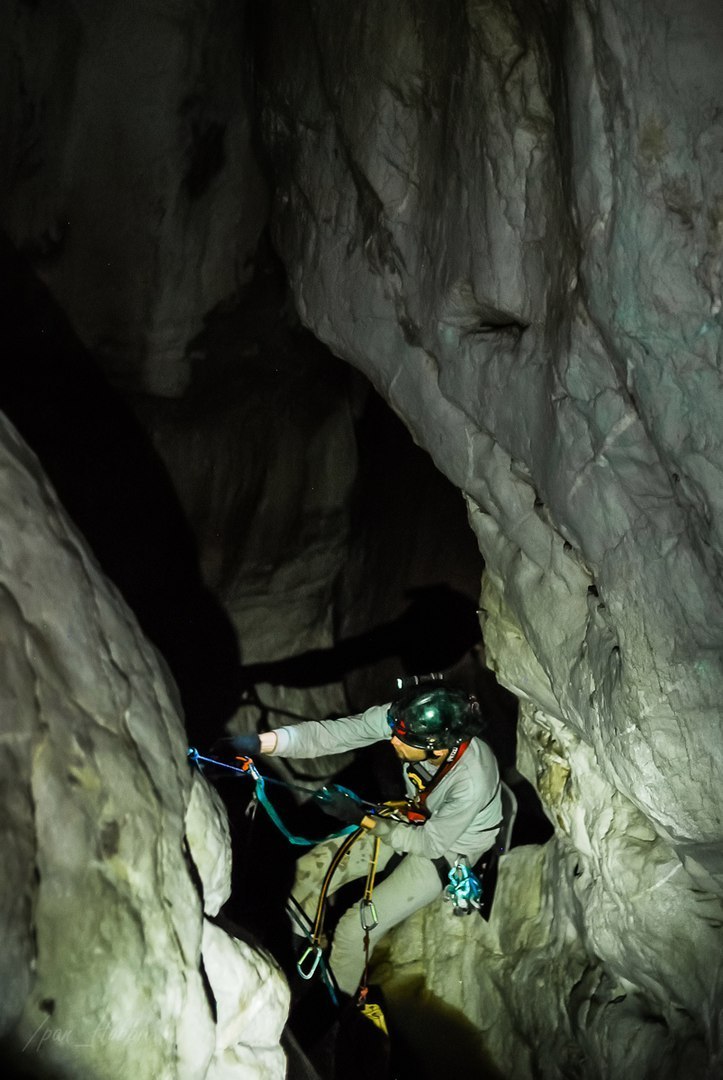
top-left (290, 831), bottom-right (396, 933)
top-left (329, 853), bottom-right (443, 996)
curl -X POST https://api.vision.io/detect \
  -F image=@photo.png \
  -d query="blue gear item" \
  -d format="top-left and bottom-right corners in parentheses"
top-left (188, 748), bottom-right (358, 847)
top-left (443, 856), bottom-right (482, 915)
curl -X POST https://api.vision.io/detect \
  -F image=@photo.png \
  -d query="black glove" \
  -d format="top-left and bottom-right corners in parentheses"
top-left (230, 732), bottom-right (261, 756)
top-left (210, 733), bottom-right (261, 760)
top-left (314, 785), bottom-right (367, 826)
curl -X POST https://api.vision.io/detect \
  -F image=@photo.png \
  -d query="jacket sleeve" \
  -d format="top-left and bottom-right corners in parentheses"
top-left (382, 773), bottom-right (489, 860)
top-left (269, 703), bottom-right (391, 758)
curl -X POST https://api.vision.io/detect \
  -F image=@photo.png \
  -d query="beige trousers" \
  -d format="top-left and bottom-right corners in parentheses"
top-left (291, 831), bottom-right (444, 996)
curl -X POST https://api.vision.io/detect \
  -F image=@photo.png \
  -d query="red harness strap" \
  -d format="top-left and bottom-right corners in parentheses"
top-left (404, 739), bottom-right (471, 824)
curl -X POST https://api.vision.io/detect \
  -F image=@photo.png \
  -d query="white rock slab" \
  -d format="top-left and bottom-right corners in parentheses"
top-left (0, 413), bottom-right (288, 1078)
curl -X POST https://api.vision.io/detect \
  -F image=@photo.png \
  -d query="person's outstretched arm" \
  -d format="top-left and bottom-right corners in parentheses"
top-left (248, 701), bottom-right (391, 759)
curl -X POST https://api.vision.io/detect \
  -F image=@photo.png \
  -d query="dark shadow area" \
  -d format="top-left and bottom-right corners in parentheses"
top-left (239, 584), bottom-right (482, 689)
top-left (0, 1038), bottom-right (68, 1080)
top-left (0, 1033), bottom-right (71, 1080)
top-left (0, 234), bottom-right (241, 745)
top-left (379, 974), bottom-right (508, 1080)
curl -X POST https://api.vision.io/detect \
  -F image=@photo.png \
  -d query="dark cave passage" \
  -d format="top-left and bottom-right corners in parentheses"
top-left (239, 584), bottom-right (484, 689)
top-left (0, 234), bottom-right (242, 741)
top-left (0, 230), bottom-right (512, 741)
top-left (1, 224), bottom-right (552, 1080)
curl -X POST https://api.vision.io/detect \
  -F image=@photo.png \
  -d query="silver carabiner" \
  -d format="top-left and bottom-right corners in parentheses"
top-left (360, 899), bottom-right (378, 931)
top-left (245, 792), bottom-right (259, 820)
top-left (297, 944), bottom-right (322, 981)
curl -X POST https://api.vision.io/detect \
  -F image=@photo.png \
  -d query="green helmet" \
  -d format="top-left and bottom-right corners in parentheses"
top-left (387, 683), bottom-right (482, 750)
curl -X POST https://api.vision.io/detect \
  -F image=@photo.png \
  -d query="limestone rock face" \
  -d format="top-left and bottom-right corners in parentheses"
top-left (0, 414), bottom-right (288, 1078)
top-left (259, 0), bottom-right (723, 858)
top-left (378, 700), bottom-right (722, 1078)
top-left (1, 0), bottom-right (720, 1075)
top-left (0, 0), bottom-right (267, 397)
top-left (257, 0), bottom-right (723, 1073)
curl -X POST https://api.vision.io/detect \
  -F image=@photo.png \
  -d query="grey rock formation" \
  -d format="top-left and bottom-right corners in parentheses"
top-left (1, 0), bottom-right (721, 1076)
top-left (0, 414), bottom-right (288, 1079)
top-left (257, 0), bottom-right (723, 1074)
top-left (0, 0), bottom-right (267, 397)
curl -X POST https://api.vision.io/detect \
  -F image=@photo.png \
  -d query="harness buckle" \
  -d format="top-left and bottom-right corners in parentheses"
top-left (297, 944), bottom-right (322, 980)
top-left (359, 898), bottom-right (378, 931)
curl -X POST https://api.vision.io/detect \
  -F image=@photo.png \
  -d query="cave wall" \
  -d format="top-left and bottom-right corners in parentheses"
top-left (255, 0), bottom-right (723, 1074)
top-left (0, 0), bottom-right (485, 747)
top-left (258, 0), bottom-right (723, 865)
top-left (0, 415), bottom-right (288, 1077)
top-left (1, 0), bottom-right (721, 1076)
top-left (0, 0), bottom-right (266, 397)
top-left (0, 0), bottom-right (358, 764)
top-left (0, 4), bottom-right (490, 1073)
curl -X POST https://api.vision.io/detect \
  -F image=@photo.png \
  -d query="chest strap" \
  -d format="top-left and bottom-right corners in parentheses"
top-left (404, 739), bottom-right (471, 823)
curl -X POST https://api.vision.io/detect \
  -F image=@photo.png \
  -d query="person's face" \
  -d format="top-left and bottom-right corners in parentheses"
top-left (390, 735), bottom-right (446, 763)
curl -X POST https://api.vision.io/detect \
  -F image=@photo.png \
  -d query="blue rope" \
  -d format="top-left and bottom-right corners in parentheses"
top-left (187, 748), bottom-right (358, 847)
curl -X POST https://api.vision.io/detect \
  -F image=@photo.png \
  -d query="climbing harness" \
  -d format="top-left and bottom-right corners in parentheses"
top-left (399, 738), bottom-right (472, 824)
top-left (355, 838), bottom-right (394, 1037)
top-left (402, 759), bottom-right (505, 919)
top-left (293, 824), bottom-right (383, 1014)
top-left (188, 741), bottom-right (497, 1017)
top-left (188, 746), bottom-right (389, 1004)
top-left (190, 747), bottom-right (376, 1003)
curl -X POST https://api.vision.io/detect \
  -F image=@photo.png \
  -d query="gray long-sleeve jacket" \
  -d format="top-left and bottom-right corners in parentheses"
top-left (270, 703), bottom-right (502, 864)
